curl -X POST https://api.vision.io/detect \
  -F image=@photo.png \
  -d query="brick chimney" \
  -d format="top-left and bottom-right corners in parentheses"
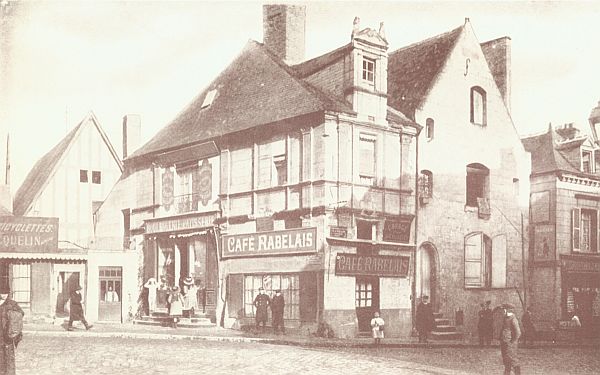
top-left (481, 37), bottom-right (511, 111)
top-left (122, 114), bottom-right (141, 159)
top-left (263, 4), bottom-right (306, 65)
top-left (555, 123), bottom-right (580, 140)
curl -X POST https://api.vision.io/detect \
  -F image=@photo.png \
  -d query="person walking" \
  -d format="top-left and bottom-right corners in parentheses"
top-left (253, 287), bottom-right (270, 333)
top-left (370, 311), bottom-right (385, 346)
top-left (482, 300), bottom-right (494, 346)
top-left (168, 286), bottom-right (184, 328)
top-left (521, 306), bottom-right (536, 347)
top-left (0, 284), bottom-right (24, 375)
top-left (416, 295), bottom-right (435, 343)
top-left (67, 285), bottom-right (92, 331)
top-left (498, 303), bottom-right (521, 375)
top-left (270, 289), bottom-right (285, 334)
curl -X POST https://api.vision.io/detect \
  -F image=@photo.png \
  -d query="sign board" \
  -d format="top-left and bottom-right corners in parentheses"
top-left (0, 217), bottom-right (59, 253)
top-left (534, 224), bottom-right (554, 260)
top-left (382, 216), bottom-right (413, 243)
top-left (222, 227), bottom-right (317, 258)
top-left (335, 253), bottom-right (410, 277)
top-left (145, 212), bottom-right (218, 234)
top-left (329, 226), bottom-right (348, 238)
top-left (563, 259), bottom-right (600, 273)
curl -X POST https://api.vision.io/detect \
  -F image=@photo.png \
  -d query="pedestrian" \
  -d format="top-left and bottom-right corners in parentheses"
top-left (482, 300), bottom-right (493, 346)
top-left (104, 285), bottom-right (119, 302)
top-left (371, 311), bottom-right (385, 345)
top-left (0, 284), bottom-right (24, 375)
top-left (167, 286), bottom-right (184, 328)
top-left (182, 277), bottom-right (199, 318)
top-left (270, 289), bottom-right (285, 334)
top-left (415, 295), bottom-right (435, 343)
top-left (144, 277), bottom-right (158, 313)
top-left (571, 311), bottom-right (582, 342)
top-left (253, 287), bottom-right (270, 332)
top-left (67, 285), bottom-right (93, 331)
top-left (521, 306), bottom-right (536, 347)
top-left (498, 303), bottom-right (521, 375)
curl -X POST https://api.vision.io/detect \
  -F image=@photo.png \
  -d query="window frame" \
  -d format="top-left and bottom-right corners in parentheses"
top-left (92, 170), bottom-right (102, 184)
top-left (243, 274), bottom-right (299, 320)
top-left (79, 169), bottom-right (88, 183)
top-left (470, 86), bottom-right (487, 126)
top-left (572, 208), bottom-right (599, 253)
top-left (358, 133), bottom-right (377, 186)
top-left (362, 57), bottom-right (376, 85)
top-left (581, 149), bottom-right (593, 173)
top-left (464, 232), bottom-right (507, 289)
top-left (465, 163), bottom-right (489, 208)
top-left (425, 118), bottom-right (434, 140)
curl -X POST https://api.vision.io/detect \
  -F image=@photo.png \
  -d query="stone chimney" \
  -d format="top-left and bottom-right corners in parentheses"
top-left (555, 123), bottom-right (580, 141)
top-left (122, 114), bottom-right (141, 159)
top-left (481, 37), bottom-right (511, 111)
top-left (263, 4), bottom-right (306, 65)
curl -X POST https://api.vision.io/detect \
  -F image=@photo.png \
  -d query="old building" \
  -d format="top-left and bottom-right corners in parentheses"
top-left (3, 112), bottom-right (131, 322)
top-left (387, 19), bottom-right (531, 337)
top-left (522, 104), bottom-right (600, 337)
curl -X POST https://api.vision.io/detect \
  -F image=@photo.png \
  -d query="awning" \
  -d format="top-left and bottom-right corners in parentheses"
top-left (0, 252), bottom-right (87, 261)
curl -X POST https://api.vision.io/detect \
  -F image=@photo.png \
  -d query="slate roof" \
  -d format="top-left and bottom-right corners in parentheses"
top-left (129, 41), bottom-right (354, 159)
top-left (521, 125), bottom-right (584, 176)
top-left (292, 44), bottom-right (352, 78)
top-left (13, 113), bottom-right (123, 216)
top-left (388, 26), bottom-right (464, 119)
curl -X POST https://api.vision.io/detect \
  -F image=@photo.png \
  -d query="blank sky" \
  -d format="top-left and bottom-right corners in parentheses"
top-left (2, 1), bottom-right (599, 190)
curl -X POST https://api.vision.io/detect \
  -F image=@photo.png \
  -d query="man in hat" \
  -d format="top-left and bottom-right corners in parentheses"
top-left (0, 284), bottom-right (24, 375)
top-left (415, 295), bottom-right (435, 343)
top-left (253, 287), bottom-right (270, 332)
top-left (270, 289), bottom-right (285, 334)
top-left (498, 303), bottom-right (521, 375)
top-left (482, 300), bottom-right (494, 346)
top-left (67, 285), bottom-right (93, 331)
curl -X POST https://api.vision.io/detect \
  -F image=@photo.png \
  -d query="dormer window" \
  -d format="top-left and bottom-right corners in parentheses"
top-left (470, 86), bottom-right (487, 126)
top-left (426, 118), bottom-right (434, 140)
top-left (362, 57), bottom-right (375, 85)
top-left (582, 150), bottom-right (593, 173)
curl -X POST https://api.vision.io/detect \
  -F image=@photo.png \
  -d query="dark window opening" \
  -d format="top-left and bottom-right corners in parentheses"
top-left (80, 169), bottom-right (88, 183)
top-left (356, 220), bottom-right (375, 240)
top-left (470, 86), bottom-right (487, 126)
top-left (466, 163), bottom-right (489, 207)
top-left (426, 118), bottom-right (434, 140)
top-left (92, 171), bottom-right (101, 184)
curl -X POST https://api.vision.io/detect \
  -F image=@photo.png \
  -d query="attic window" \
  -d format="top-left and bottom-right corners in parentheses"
top-left (362, 57), bottom-right (375, 85)
top-left (201, 89), bottom-right (217, 109)
top-left (582, 150), bottom-right (593, 173)
top-left (80, 169), bottom-right (88, 183)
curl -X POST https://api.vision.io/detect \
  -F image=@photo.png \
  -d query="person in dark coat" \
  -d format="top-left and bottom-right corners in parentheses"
top-left (477, 303), bottom-right (486, 346)
top-left (253, 287), bottom-right (270, 332)
top-left (521, 306), bottom-right (536, 347)
top-left (498, 303), bottom-right (521, 375)
top-left (270, 289), bottom-right (285, 334)
top-left (0, 285), bottom-right (24, 375)
top-left (67, 285), bottom-right (92, 331)
top-left (482, 300), bottom-right (494, 346)
top-left (415, 295), bottom-right (435, 343)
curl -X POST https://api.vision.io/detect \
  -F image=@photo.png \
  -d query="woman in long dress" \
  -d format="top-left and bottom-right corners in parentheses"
top-left (144, 278), bottom-right (158, 313)
top-left (168, 286), bottom-right (184, 328)
top-left (371, 311), bottom-right (385, 345)
top-left (182, 277), bottom-right (199, 317)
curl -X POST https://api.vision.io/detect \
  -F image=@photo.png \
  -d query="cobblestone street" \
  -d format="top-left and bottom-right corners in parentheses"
top-left (14, 334), bottom-right (600, 375)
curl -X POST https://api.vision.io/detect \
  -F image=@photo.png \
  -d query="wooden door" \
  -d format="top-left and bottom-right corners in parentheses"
top-left (355, 276), bottom-right (379, 333)
top-left (98, 267), bottom-right (122, 322)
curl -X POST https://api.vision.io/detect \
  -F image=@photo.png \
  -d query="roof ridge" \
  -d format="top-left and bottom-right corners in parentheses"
top-left (389, 25), bottom-right (463, 55)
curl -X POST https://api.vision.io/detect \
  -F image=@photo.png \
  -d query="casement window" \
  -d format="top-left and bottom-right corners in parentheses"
top-left (92, 171), bottom-right (101, 184)
top-left (464, 233), bottom-right (507, 289)
top-left (10, 264), bottom-right (31, 310)
top-left (572, 208), bottom-right (599, 253)
top-left (230, 147), bottom-right (253, 193)
top-left (244, 274), bottom-right (299, 320)
top-left (80, 169), bottom-right (88, 183)
top-left (359, 134), bottom-right (376, 185)
top-left (258, 138), bottom-right (287, 189)
top-left (466, 163), bottom-right (489, 207)
top-left (426, 118), bottom-right (435, 140)
top-left (582, 150), bottom-right (593, 173)
top-left (470, 86), bottom-right (487, 126)
top-left (176, 164), bottom-right (195, 213)
top-left (362, 57), bottom-right (375, 85)
top-left (419, 170), bottom-right (433, 199)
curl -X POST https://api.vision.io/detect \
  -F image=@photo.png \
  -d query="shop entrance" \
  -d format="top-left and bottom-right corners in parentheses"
top-left (98, 267), bottom-right (122, 322)
top-left (416, 243), bottom-right (437, 309)
top-left (355, 276), bottom-right (380, 333)
top-left (54, 270), bottom-right (82, 317)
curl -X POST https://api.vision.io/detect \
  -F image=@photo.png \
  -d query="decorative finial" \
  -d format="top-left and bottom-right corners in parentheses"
top-left (352, 16), bottom-right (360, 39)
top-left (379, 22), bottom-right (386, 40)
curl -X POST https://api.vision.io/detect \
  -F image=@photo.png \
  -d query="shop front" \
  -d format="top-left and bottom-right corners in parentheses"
top-left (561, 255), bottom-right (600, 337)
top-left (220, 227), bottom-right (322, 331)
top-left (144, 211), bottom-right (219, 319)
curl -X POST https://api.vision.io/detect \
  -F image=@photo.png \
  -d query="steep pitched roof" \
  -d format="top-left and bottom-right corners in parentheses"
top-left (521, 125), bottom-right (584, 176)
top-left (388, 26), bottom-right (464, 119)
top-left (292, 43), bottom-right (352, 78)
top-left (13, 113), bottom-right (123, 216)
top-left (129, 40), bottom-right (353, 159)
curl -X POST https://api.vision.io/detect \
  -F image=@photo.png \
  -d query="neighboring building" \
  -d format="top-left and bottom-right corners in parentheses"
top-left (4, 112), bottom-right (130, 322)
top-left (96, 4), bottom-right (421, 337)
top-left (522, 106), bottom-right (600, 337)
top-left (387, 19), bottom-right (531, 337)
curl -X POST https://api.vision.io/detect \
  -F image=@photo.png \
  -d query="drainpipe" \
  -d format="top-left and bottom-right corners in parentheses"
top-left (412, 126), bottom-right (420, 330)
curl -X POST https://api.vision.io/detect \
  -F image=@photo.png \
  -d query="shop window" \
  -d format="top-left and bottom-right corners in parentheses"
top-left (10, 264), bottom-right (31, 309)
top-left (362, 57), bottom-right (375, 85)
top-left (99, 267), bottom-right (122, 302)
top-left (466, 163), bottom-right (489, 208)
top-left (464, 233), bottom-right (507, 289)
top-left (425, 118), bottom-right (434, 140)
top-left (244, 274), bottom-right (299, 320)
top-left (92, 170), bottom-right (101, 184)
top-left (470, 86), bottom-right (487, 126)
top-left (359, 134), bottom-right (376, 186)
top-left (572, 208), bottom-right (599, 253)
top-left (79, 169), bottom-right (88, 183)
top-left (356, 220), bottom-right (376, 240)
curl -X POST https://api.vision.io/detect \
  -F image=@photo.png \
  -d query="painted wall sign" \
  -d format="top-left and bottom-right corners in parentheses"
top-left (534, 224), bottom-right (554, 260)
top-left (329, 226), bottom-right (348, 238)
top-left (335, 253), bottom-right (410, 277)
top-left (222, 227), bottom-right (317, 258)
top-left (0, 217), bottom-right (59, 253)
top-left (382, 216), bottom-right (413, 243)
top-left (145, 212), bottom-right (218, 234)
top-left (563, 259), bottom-right (600, 273)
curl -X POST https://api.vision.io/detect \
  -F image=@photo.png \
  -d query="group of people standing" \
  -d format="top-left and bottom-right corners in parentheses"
top-left (253, 287), bottom-right (285, 334)
top-left (477, 300), bottom-right (494, 346)
top-left (144, 276), bottom-right (201, 328)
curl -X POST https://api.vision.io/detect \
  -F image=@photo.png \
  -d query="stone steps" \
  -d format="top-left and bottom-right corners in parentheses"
top-left (431, 312), bottom-right (463, 341)
top-left (133, 309), bottom-right (214, 328)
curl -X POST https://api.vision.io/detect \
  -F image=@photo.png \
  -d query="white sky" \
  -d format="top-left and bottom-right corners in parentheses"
top-left (2, 0), bottom-right (600, 191)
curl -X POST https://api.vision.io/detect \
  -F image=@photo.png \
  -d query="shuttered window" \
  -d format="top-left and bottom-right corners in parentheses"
top-left (573, 208), bottom-right (599, 253)
top-left (491, 235), bottom-right (507, 288)
top-left (465, 233), bottom-right (483, 288)
top-left (465, 232), bottom-right (507, 289)
top-left (359, 134), bottom-right (376, 185)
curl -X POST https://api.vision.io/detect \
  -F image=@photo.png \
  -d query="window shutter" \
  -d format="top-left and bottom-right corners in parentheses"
top-left (491, 235), bottom-right (507, 288)
top-left (299, 272), bottom-right (320, 322)
top-left (464, 233), bottom-right (483, 288)
top-left (227, 274), bottom-right (244, 318)
top-left (572, 208), bottom-right (581, 252)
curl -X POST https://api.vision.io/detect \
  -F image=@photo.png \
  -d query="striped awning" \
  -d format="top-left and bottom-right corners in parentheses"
top-left (0, 252), bottom-right (87, 261)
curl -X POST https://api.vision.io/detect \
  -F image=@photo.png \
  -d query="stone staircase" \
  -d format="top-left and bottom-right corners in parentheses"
top-left (431, 312), bottom-right (463, 340)
top-left (133, 308), bottom-right (215, 328)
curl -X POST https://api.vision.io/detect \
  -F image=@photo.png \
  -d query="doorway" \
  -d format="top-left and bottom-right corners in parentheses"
top-left (98, 267), bottom-right (122, 322)
top-left (55, 271), bottom-right (81, 317)
top-left (416, 243), bottom-right (437, 309)
top-left (355, 276), bottom-right (380, 333)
